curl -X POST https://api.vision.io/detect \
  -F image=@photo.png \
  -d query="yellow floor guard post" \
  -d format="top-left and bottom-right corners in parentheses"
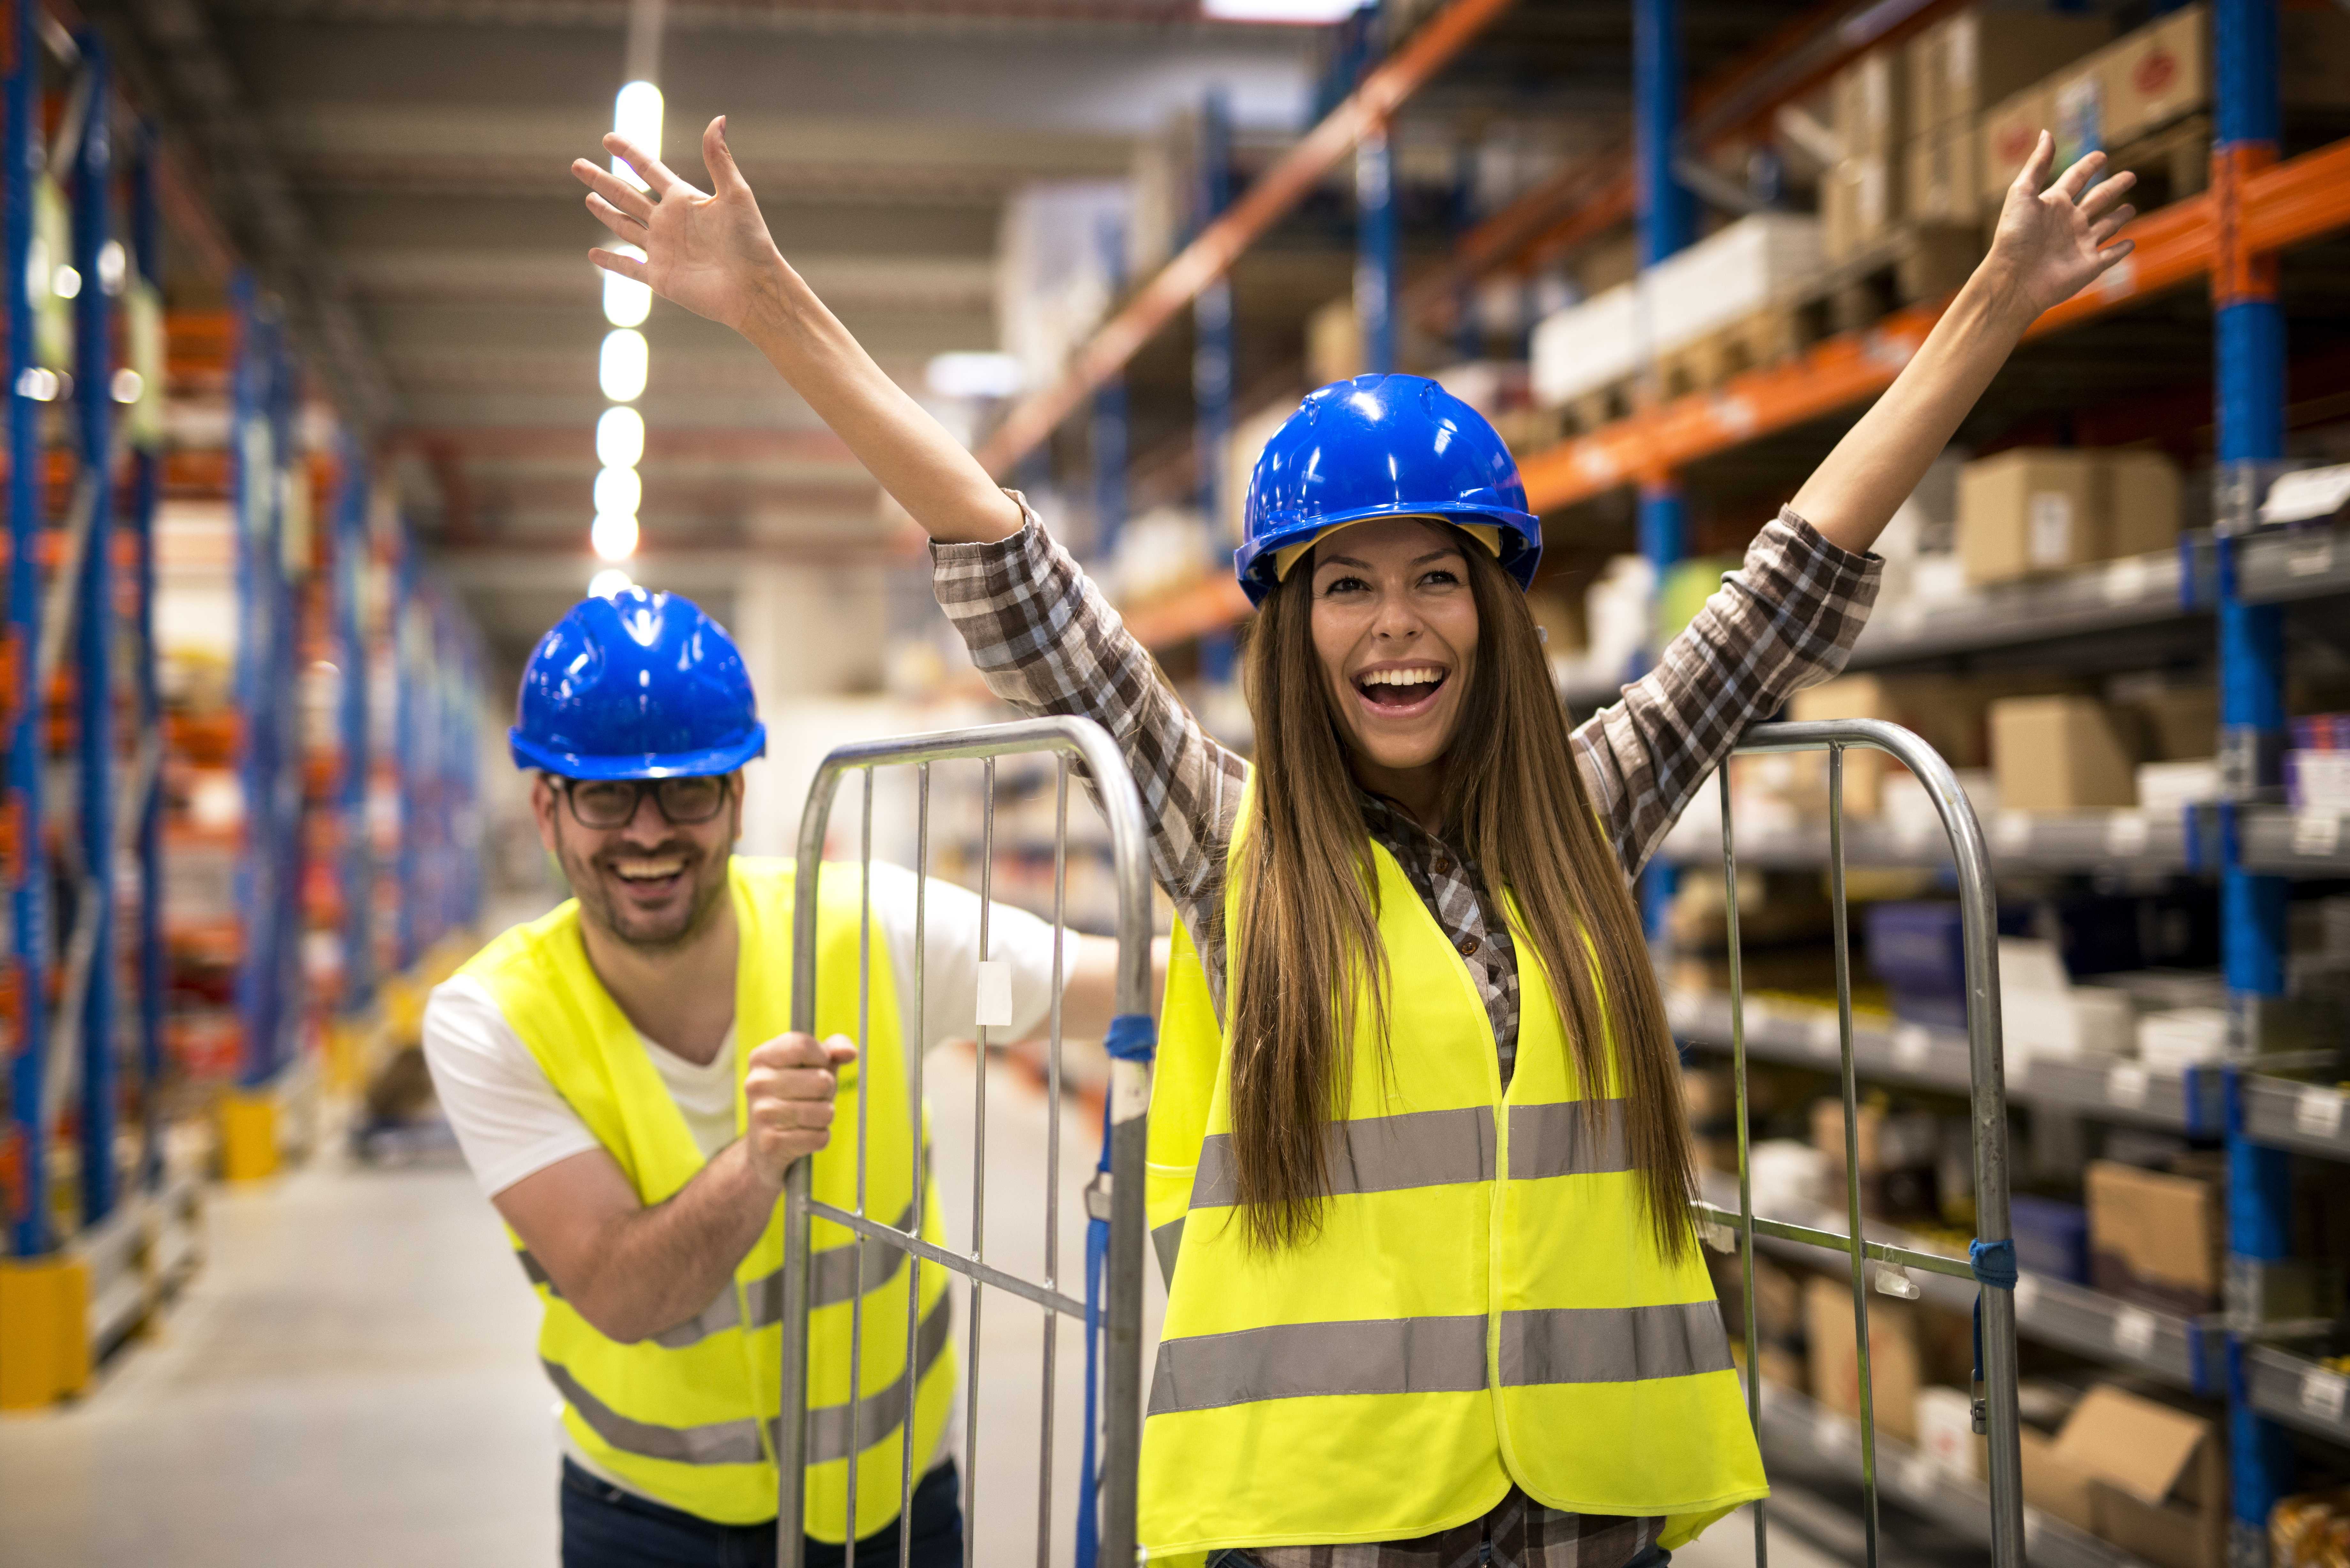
top-left (218, 1089), bottom-right (278, 1183)
top-left (0, 1256), bottom-right (91, 1407)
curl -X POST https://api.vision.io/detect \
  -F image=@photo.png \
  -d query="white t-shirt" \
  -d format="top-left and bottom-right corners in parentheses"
top-left (423, 860), bottom-right (1070, 1500)
top-left (423, 860), bottom-right (1073, 1198)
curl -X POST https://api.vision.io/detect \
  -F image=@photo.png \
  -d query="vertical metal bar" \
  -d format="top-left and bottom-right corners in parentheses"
top-left (1717, 770), bottom-right (1765, 1568)
top-left (127, 123), bottom-right (163, 1195)
top-left (963, 756), bottom-right (995, 1568)
top-left (1090, 219), bottom-right (1128, 563)
top-left (334, 438), bottom-right (372, 1014)
top-left (1827, 748), bottom-right (1879, 1567)
top-left (3, 0), bottom-right (50, 1256)
top-left (899, 761), bottom-right (928, 1568)
top-left (845, 767), bottom-right (873, 1559)
top-left (1355, 121), bottom-right (1397, 375)
top-left (72, 37), bottom-right (117, 1225)
top-left (1036, 759), bottom-right (1068, 1568)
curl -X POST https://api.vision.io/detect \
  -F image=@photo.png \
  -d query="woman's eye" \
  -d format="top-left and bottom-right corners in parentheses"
top-left (1321, 575), bottom-right (1366, 596)
top-left (1420, 569), bottom-right (1460, 588)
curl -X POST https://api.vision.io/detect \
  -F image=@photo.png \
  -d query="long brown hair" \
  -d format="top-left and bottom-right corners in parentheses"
top-left (1224, 531), bottom-right (1696, 1258)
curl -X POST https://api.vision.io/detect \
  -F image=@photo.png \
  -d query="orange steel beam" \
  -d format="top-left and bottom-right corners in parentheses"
top-left (971, 0), bottom-right (1523, 478)
top-left (1517, 136), bottom-right (2350, 514)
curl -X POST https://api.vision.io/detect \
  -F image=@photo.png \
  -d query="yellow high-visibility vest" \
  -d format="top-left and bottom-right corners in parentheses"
top-left (462, 857), bottom-right (956, 1538)
top-left (1140, 788), bottom-right (1766, 1556)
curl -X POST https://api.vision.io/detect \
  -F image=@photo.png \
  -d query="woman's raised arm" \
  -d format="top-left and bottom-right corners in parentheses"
top-left (1789, 131), bottom-right (2138, 555)
top-left (574, 118), bottom-right (1023, 545)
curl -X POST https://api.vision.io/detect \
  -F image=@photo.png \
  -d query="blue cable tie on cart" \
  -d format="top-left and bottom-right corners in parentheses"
top-left (1078, 1011), bottom-right (1156, 1568)
top-left (1967, 1236), bottom-right (2018, 1432)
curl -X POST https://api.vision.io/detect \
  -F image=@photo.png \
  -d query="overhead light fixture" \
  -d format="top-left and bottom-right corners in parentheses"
top-left (1201, 0), bottom-right (1366, 19)
top-left (588, 566), bottom-right (635, 599)
top-left (596, 405), bottom-right (646, 468)
top-left (591, 511), bottom-right (640, 562)
top-left (110, 369), bottom-right (142, 403)
top-left (16, 367), bottom-right (61, 401)
top-left (604, 244), bottom-right (651, 328)
top-left (593, 465), bottom-right (642, 518)
top-left (96, 239), bottom-right (126, 297)
top-left (600, 328), bottom-right (649, 401)
top-left (51, 264), bottom-right (80, 299)
top-left (924, 351), bottom-right (1027, 400)
top-left (612, 80), bottom-right (664, 189)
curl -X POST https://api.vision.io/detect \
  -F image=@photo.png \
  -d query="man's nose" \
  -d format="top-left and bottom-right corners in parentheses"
top-left (619, 788), bottom-right (670, 841)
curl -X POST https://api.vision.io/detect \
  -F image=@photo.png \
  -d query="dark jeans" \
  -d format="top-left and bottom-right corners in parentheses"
top-left (560, 1458), bottom-right (964, 1568)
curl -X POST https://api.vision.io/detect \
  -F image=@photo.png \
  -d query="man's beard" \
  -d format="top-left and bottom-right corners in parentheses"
top-left (557, 828), bottom-right (732, 952)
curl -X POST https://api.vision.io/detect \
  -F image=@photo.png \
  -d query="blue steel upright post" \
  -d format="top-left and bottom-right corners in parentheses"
top-left (231, 279), bottom-right (289, 1085)
top-left (1195, 86), bottom-right (1236, 687)
top-left (1356, 119), bottom-right (1398, 377)
top-left (128, 119), bottom-right (163, 1190)
top-left (71, 34), bottom-right (118, 1225)
top-left (332, 437), bottom-right (372, 1012)
top-left (2213, 0), bottom-right (2295, 1558)
top-left (1634, 0), bottom-right (1689, 941)
top-left (4, 0), bottom-right (49, 1255)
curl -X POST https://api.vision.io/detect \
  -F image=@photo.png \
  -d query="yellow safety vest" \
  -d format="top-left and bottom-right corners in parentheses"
top-left (461, 856), bottom-right (956, 1538)
top-left (1140, 789), bottom-right (1766, 1556)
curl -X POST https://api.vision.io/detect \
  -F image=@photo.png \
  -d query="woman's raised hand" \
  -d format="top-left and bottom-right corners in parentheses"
top-left (573, 117), bottom-right (784, 335)
top-left (1983, 131), bottom-right (2139, 321)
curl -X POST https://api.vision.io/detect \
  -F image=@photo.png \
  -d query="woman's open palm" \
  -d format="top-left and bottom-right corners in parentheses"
top-left (1986, 131), bottom-right (2139, 321)
top-left (573, 117), bottom-right (782, 334)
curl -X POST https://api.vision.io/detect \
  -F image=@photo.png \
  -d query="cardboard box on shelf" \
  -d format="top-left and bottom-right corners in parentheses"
top-left (1904, 121), bottom-right (1980, 225)
top-left (1958, 448), bottom-right (2104, 583)
top-left (1832, 47), bottom-right (1908, 157)
top-left (1821, 154), bottom-right (1895, 262)
top-left (2097, 3), bottom-right (2209, 150)
top-left (2281, 8), bottom-right (2350, 111)
top-left (1908, 9), bottom-right (2113, 131)
top-left (2085, 1158), bottom-right (2222, 1315)
top-left (2105, 449), bottom-right (2184, 559)
top-left (2052, 59), bottom-right (2106, 172)
top-left (1307, 296), bottom-right (1362, 388)
top-left (1805, 1273), bottom-right (1922, 1443)
top-left (2116, 680), bottom-right (2218, 763)
top-left (1990, 695), bottom-right (2139, 812)
top-left (1787, 673), bottom-right (1991, 818)
top-left (2021, 1426), bottom-right (2098, 1532)
top-left (2054, 1384), bottom-right (2227, 1568)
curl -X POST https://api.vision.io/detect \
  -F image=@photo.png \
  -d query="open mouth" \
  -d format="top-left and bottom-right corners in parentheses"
top-left (1353, 665), bottom-right (1448, 712)
top-left (608, 854), bottom-right (689, 894)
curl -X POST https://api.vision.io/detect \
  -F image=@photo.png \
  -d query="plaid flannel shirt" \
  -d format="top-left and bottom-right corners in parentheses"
top-left (933, 499), bottom-right (1877, 1564)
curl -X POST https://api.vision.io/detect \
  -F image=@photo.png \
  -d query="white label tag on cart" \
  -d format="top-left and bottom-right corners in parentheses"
top-left (2012, 1274), bottom-right (2041, 1320)
top-left (2112, 1306), bottom-right (2158, 1359)
top-left (974, 960), bottom-right (1013, 1029)
top-left (1893, 1024), bottom-right (1933, 1070)
top-left (2294, 813), bottom-right (2343, 858)
top-left (2302, 1369), bottom-right (2349, 1423)
top-left (2104, 812), bottom-right (2149, 857)
top-left (2296, 1086), bottom-right (2346, 1140)
top-left (1808, 1014), bottom-right (1843, 1057)
top-left (2107, 1064), bottom-right (2150, 1109)
top-left (1111, 1059), bottom-right (1150, 1126)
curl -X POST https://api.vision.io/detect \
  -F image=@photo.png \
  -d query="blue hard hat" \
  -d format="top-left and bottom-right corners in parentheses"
top-left (509, 588), bottom-right (767, 780)
top-left (1233, 373), bottom-right (1540, 608)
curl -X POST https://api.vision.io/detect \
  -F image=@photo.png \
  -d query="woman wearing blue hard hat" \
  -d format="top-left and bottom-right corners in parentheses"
top-left (575, 118), bottom-right (2137, 1564)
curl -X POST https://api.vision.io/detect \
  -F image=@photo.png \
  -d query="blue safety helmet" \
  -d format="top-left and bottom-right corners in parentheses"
top-left (509, 587), bottom-right (767, 780)
top-left (1233, 373), bottom-right (1541, 607)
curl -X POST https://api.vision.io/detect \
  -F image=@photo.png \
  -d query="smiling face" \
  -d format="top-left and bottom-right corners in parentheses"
top-left (532, 772), bottom-right (741, 950)
top-left (1306, 516), bottom-right (1481, 793)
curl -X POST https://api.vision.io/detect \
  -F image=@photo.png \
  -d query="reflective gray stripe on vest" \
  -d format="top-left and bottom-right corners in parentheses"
top-left (546, 1287), bottom-right (956, 1469)
top-left (1506, 1100), bottom-right (1631, 1180)
top-left (1151, 1218), bottom-right (1183, 1285)
top-left (1147, 1301), bottom-right (1730, 1416)
top-left (1498, 1302), bottom-right (1734, 1387)
top-left (1189, 1107), bottom-right (1496, 1210)
top-left (1147, 1314), bottom-right (1488, 1415)
top-left (525, 1202), bottom-right (918, 1352)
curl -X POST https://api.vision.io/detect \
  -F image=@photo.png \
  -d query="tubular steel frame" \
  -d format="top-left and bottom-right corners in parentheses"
top-left (775, 717), bottom-right (1155, 1568)
top-left (1690, 719), bottom-right (2025, 1568)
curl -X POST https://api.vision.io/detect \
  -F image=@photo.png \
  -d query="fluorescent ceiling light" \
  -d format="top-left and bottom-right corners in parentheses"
top-left (1201, 0), bottom-right (1366, 21)
top-left (593, 465), bottom-right (642, 517)
top-left (588, 567), bottom-right (635, 599)
top-left (600, 329), bottom-right (648, 401)
top-left (925, 351), bottom-right (1026, 400)
top-left (604, 245), bottom-right (651, 328)
top-left (597, 406), bottom-right (646, 468)
top-left (612, 80), bottom-right (664, 189)
top-left (591, 512), bottom-right (640, 562)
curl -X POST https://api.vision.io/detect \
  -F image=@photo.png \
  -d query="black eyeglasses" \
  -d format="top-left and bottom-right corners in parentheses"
top-left (559, 775), bottom-right (732, 829)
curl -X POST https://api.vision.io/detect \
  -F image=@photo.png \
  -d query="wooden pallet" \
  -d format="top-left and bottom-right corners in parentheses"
top-left (1820, 222), bottom-right (1985, 334)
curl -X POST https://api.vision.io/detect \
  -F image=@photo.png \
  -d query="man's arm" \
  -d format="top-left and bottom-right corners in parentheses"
top-left (492, 1032), bottom-right (854, 1344)
top-left (1055, 932), bottom-right (1170, 1041)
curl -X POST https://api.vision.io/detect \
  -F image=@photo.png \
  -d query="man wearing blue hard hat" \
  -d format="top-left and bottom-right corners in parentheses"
top-left (422, 587), bottom-right (1126, 1567)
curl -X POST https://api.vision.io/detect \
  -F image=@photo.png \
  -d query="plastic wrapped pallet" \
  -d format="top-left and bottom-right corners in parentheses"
top-left (1529, 283), bottom-right (1636, 408)
top-left (1644, 213), bottom-right (1822, 352)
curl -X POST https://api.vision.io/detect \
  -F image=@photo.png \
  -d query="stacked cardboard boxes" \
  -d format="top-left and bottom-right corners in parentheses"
top-left (1955, 447), bottom-right (2182, 586)
top-left (1905, 8), bottom-right (2110, 223)
top-left (1823, 47), bottom-right (1906, 262)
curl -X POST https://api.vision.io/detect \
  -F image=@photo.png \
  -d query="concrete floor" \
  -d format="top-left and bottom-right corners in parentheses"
top-left (0, 1045), bottom-right (1834, 1568)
